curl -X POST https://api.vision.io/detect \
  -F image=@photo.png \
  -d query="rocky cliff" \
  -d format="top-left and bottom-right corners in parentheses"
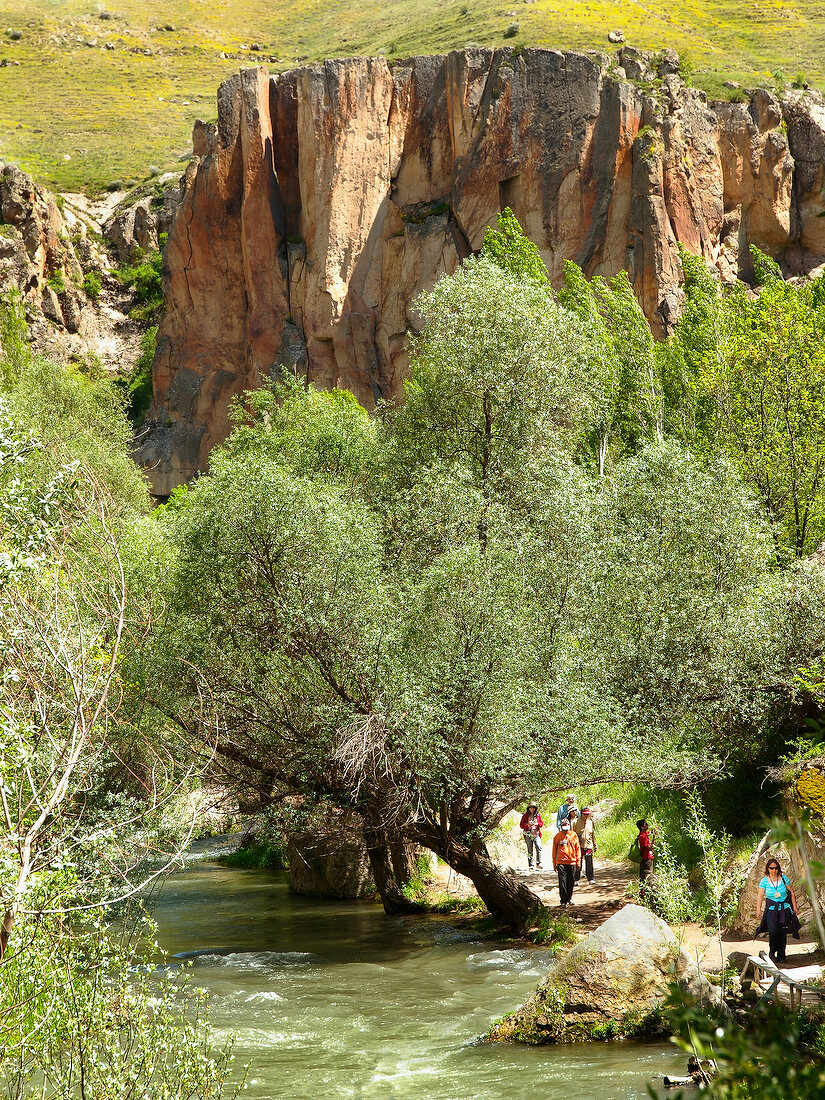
top-left (137, 47), bottom-right (825, 496)
top-left (0, 162), bottom-right (176, 372)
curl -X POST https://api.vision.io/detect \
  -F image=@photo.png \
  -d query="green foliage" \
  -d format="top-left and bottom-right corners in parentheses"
top-left (666, 249), bottom-right (825, 556)
top-left (223, 376), bottom-right (378, 486)
top-left (0, 292), bottom-right (148, 517)
top-left (1, 911), bottom-right (239, 1100)
top-left (750, 244), bottom-right (783, 285)
top-left (82, 268), bottom-right (103, 300)
top-left (623, 792), bottom-right (746, 927)
top-left (117, 248), bottom-right (164, 321)
top-left (400, 853), bottom-right (434, 900)
top-left (0, 315), bottom-right (231, 1097)
top-left (587, 1018), bottom-right (620, 1039)
top-left (588, 781), bottom-right (775, 866)
top-left (221, 839), bottom-right (288, 871)
top-left (659, 248), bottom-right (722, 444)
top-left (530, 909), bottom-right (577, 948)
top-left (559, 260), bottom-right (661, 473)
top-left (46, 269), bottom-right (66, 294)
top-left (399, 856), bottom-right (488, 913)
top-left (664, 993), bottom-right (825, 1099)
top-left (0, 396), bottom-right (78, 583)
top-left (584, 441), bottom-right (777, 757)
top-left (116, 323), bottom-right (157, 424)
top-left (481, 206), bottom-right (549, 285)
top-left (422, 893), bottom-right (488, 914)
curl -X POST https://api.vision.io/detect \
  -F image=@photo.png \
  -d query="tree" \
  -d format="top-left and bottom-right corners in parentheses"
top-left (582, 441), bottom-right (779, 755)
top-left (481, 206), bottom-right (551, 286)
top-left (559, 261), bottom-right (662, 474)
top-left (667, 249), bottom-right (825, 557)
top-left (0, 295), bottom-right (235, 1099)
top-left (151, 442), bottom-right (550, 926)
top-left (150, 256), bottom-right (791, 932)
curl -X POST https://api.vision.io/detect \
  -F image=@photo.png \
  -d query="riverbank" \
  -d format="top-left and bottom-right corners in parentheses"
top-left (429, 856), bottom-right (824, 973)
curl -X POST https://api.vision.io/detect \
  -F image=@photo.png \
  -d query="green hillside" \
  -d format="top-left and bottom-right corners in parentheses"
top-left (1, 0), bottom-right (824, 192)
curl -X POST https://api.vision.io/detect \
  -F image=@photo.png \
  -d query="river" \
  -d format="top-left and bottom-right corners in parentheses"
top-left (152, 858), bottom-right (676, 1099)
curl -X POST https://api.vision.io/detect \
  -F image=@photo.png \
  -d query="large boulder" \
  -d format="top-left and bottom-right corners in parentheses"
top-left (488, 903), bottom-right (712, 1043)
top-left (287, 811), bottom-right (373, 899)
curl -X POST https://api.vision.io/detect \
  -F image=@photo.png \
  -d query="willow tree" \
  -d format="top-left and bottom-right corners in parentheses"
top-left (151, 256), bottom-right (609, 930)
top-left (0, 296), bottom-right (235, 1100)
top-left (149, 245), bottom-right (792, 931)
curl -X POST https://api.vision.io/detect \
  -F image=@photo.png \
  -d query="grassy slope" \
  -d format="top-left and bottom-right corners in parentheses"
top-left (1, 0), bottom-right (824, 192)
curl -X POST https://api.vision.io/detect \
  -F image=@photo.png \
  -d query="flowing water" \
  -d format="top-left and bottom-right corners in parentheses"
top-left (152, 857), bottom-right (676, 1099)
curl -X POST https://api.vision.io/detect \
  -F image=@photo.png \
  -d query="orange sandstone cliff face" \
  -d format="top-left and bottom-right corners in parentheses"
top-left (137, 47), bottom-right (825, 496)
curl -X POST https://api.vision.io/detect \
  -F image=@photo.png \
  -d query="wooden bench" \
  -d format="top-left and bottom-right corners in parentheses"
top-left (746, 952), bottom-right (825, 1011)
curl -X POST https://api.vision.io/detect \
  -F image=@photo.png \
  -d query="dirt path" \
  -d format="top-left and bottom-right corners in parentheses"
top-left (521, 860), bottom-right (637, 932)
top-left (435, 857), bottom-right (823, 972)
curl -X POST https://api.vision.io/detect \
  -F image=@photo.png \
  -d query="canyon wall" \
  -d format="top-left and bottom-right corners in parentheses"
top-left (137, 47), bottom-right (825, 496)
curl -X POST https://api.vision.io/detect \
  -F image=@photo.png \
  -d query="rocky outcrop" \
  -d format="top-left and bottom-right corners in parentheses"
top-left (287, 811), bottom-right (373, 899)
top-left (0, 162), bottom-right (87, 345)
top-left (103, 180), bottom-right (180, 264)
top-left (138, 49), bottom-right (825, 496)
top-left (0, 163), bottom-right (169, 372)
top-left (487, 903), bottom-right (713, 1043)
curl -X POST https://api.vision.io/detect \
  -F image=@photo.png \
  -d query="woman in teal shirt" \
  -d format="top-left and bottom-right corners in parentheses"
top-left (755, 858), bottom-right (800, 964)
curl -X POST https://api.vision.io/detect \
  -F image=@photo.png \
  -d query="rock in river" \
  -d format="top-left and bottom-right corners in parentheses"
top-left (487, 903), bottom-right (713, 1043)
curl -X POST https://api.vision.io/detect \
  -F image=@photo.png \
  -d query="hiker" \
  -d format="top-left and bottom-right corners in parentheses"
top-left (552, 819), bottom-right (581, 908)
top-left (637, 819), bottom-right (654, 886)
top-left (566, 807), bottom-right (580, 879)
top-left (519, 802), bottom-right (543, 872)
top-left (577, 806), bottom-right (597, 884)
top-left (755, 857), bottom-right (800, 965)
top-left (556, 793), bottom-right (577, 830)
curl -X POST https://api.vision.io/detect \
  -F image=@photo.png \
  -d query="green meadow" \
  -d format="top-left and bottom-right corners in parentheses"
top-left (1, 0), bottom-right (824, 192)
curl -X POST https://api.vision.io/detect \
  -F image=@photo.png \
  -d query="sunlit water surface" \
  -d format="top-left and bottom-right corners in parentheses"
top-left (152, 859), bottom-right (675, 1099)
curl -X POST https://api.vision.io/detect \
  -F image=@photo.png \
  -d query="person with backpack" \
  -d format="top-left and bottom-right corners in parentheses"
top-left (519, 802), bottom-right (543, 872)
top-left (755, 857), bottom-right (800, 965)
top-left (556, 793), bottom-right (576, 830)
top-left (636, 819), bottom-right (654, 885)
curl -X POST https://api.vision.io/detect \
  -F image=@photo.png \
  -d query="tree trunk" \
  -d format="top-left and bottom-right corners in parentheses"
top-left (409, 823), bottom-right (544, 932)
top-left (362, 825), bottom-right (426, 915)
top-left (388, 838), bottom-right (417, 886)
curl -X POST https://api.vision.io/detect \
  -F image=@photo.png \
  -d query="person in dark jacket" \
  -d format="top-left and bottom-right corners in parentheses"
top-left (755, 858), bottom-right (800, 965)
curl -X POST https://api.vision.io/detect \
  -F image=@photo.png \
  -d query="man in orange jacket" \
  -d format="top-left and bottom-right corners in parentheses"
top-left (552, 820), bottom-right (581, 908)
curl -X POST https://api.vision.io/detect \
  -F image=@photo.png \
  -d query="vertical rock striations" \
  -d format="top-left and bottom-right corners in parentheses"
top-left (138, 48), bottom-right (825, 496)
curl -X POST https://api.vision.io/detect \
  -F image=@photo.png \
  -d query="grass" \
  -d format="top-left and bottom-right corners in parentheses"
top-left (1, 1), bottom-right (824, 193)
top-left (219, 838), bottom-right (288, 871)
top-left (400, 854), bottom-right (489, 914)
